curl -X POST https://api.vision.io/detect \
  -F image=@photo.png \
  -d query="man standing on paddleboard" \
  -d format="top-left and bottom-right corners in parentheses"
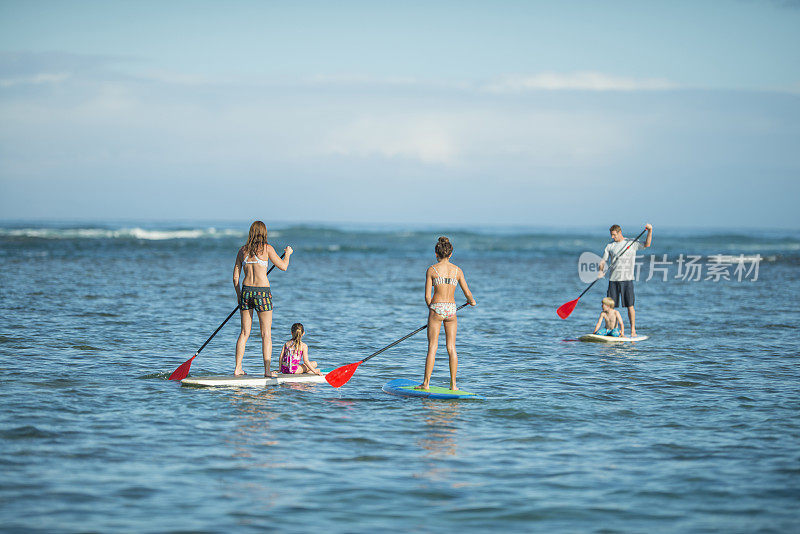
top-left (598, 223), bottom-right (652, 337)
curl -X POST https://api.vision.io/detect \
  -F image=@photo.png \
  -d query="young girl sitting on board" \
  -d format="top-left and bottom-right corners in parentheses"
top-left (417, 236), bottom-right (477, 392)
top-left (593, 297), bottom-right (625, 337)
top-left (279, 323), bottom-right (323, 375)
top-left (233, 221), bottom-right (292, 377)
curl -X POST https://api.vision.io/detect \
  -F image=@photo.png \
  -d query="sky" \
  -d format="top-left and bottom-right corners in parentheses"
top-left (1, 0), bottom-right (799, 228)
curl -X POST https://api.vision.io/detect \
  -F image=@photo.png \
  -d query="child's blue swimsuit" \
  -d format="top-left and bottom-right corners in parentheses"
top-left (596, 327), bottom-right (621, 337)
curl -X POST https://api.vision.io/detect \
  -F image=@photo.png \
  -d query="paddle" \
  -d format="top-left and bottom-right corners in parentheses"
top-left (556, 228), bottom-right (647, 319)
top-left (325, 302), bottom-right (470, 388)
top-left (168, 251), bottom-right (285, 381)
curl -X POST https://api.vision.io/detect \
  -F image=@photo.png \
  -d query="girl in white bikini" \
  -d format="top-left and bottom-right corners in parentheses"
top-left (232, 221), bottom-right (292, 377)
top-left (419, 236), bottom-right (476, 391)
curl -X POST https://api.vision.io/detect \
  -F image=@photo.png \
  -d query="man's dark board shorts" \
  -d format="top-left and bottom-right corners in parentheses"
top-left (607, 281), bottom-right (635, 308)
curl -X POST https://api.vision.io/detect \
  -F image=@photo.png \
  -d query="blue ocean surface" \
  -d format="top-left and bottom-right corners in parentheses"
top-left (1, 221), bottom-right (799, 532)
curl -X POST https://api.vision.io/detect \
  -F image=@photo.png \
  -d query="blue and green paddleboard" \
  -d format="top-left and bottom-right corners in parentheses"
top-left (382, 378), bottom-right (482, 400)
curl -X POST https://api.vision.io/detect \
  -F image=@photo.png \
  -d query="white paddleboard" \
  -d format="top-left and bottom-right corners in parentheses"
top-left (181, 373), bottom-right (326, 387)
top-left (579, 334), bottom-right (648, 343)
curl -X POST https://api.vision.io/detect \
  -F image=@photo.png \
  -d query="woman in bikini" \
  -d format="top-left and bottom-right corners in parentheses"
top-left (233, 221), bottom-right (292, 377)
top-left (419, 236), bottom-right (476, 391)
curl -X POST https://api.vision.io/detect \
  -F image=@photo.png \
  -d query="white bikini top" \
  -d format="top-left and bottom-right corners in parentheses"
top-left (243, 254), bottom-right (269, 267)
top-left (431, 265), bottom-right (459, 286)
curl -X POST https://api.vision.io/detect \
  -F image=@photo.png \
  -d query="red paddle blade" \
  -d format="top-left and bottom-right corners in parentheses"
top-left (168, 355), bottom-right (196, 381)
top-left (325, 361), bottom-right (362, 388)
top-left (556, 298), bottom-right (579, 319)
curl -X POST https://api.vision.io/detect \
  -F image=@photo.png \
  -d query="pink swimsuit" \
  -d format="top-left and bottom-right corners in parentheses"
top-left (280, 343), bottom-right (302, 374)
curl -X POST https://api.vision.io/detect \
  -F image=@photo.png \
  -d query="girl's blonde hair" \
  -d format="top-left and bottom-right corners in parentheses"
top-left (290, 323), bottom-right (304, 351)
top-left (602, 297), bottom-right (615, 309)
top-left (245, 221), bottom-right (268, 257)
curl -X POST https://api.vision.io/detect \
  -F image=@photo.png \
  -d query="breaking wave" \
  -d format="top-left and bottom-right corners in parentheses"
top-left (0, 226), bottom-right (248, 240)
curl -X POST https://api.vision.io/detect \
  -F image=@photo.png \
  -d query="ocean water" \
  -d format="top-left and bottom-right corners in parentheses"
top-left (1, 221), bottom-right (798, 532)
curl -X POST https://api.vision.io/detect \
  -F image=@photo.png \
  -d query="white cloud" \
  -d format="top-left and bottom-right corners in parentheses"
top-left (483, 72), bottom-right (679, 93)
top-left (322, 115), bottom-right (459, 165)
top-left (305, 74), bottom-right (474, 93)
top-left (0, 72), bottom-right (70, 88)
top-left (304, 72), bottom-right (680, 94)
top-left (308, 74), bottom-right (422, 87)
top-left (316, 105), bottom-right (636, 169)
top-left (783, 81), bottom-right (800, 94)
top-left (135, 69), bottom-right (220, 86)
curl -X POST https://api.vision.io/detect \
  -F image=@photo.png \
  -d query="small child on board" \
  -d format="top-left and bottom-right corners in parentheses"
top-left (593, 297), bottom-right (625, 337)
top-left (279, 323), bottom-right (323, 375)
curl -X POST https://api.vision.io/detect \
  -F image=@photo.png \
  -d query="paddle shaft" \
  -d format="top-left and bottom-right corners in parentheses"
top-left (576, 227), bottom-right (648, 300)
top-left (192, 306), bottom-right (239, 358)
top-left (360, 302), bottom-right (470, 364)
top-left (192, 251), bottom-right (285, 358)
